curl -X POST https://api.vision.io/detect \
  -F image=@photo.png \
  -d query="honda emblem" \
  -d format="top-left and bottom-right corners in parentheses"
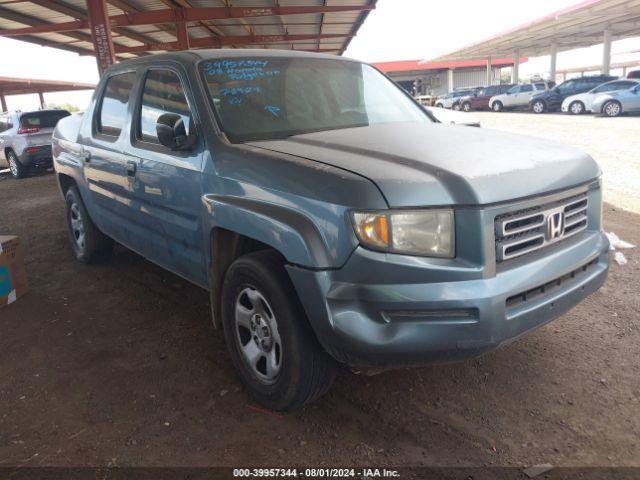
top-left (546, 211), bottom-right (565, 240)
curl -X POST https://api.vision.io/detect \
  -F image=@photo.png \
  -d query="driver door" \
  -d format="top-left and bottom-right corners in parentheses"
top-left (120, 66), bottom-right (207, 286)
top-left (516, 84), bottom-right (534, 105)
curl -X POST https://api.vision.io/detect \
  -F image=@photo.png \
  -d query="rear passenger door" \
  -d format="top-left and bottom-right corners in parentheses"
top-left (122, 66), bottom-right (207, 286)
top-left (82, 71), bottom-right (138, 244)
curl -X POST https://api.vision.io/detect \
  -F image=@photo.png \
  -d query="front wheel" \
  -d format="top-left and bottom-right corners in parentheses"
top-left (569, 101), bottom-right (585, 115)
top-left (7, 151), bottom-right (26, 179)
top-left (531, 100), bottom-right (546, 113)
top-left (65, 186), bottom-right (113, 263)
top-left (492, 101), bottom-right (503, 112)
top-left (222, 250), bottom-right (337, 411)
top-left (602, 100), bottom-right (622, 117)
top-left (462, 102), bottom-right (472, 112)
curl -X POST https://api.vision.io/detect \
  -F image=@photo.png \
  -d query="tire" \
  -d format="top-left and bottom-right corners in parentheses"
top-left (7, 150), bottom-right (26, 179)
top-left (531, 99), bottom-right (546, 114)
top-left (602, 100), bottom-right (622, 117)
top-left (435, 103), bottom-right (444, 108)
top-left (453, 103), bottom-right (461, 111)
top-left (568, 101), bottom-right (585, 115)
top-left (462, 102), bottom-right (472, 112)
top-left (492, 101), bottom-right (503, 112)
top-left (221, 250), bottom-right (337, 411)
top-left (65, 186), bottom-right (113, 263)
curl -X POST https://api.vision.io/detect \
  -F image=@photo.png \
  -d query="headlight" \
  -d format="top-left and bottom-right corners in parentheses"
top-left (351, 209), bottom-right (455, 257)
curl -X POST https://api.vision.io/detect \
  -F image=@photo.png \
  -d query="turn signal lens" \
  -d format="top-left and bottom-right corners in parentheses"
top-left (352, 212), bottom-right (389, 249)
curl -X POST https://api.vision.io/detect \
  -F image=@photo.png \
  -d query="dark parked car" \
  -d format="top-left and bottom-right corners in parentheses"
top-left (529, 75), bottom-right (617, 113)
top-left (459, 84), bottom-right (514, 111)
top-left (0, 109), bottom-right (70, 178)
top-left (627, 70), bottom-right (640, 79)
top-left (52, 50), bottom-right (609, 411)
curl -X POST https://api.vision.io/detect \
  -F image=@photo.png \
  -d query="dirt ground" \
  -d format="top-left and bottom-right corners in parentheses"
top-left (0, 115), bottom-right (639, 468)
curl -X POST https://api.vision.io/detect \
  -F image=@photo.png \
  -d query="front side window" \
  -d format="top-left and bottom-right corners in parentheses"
top-left (507, 85), bottom-right (520, 94)
top-left (138, 69), bottom-right (192, 144)
top-left (557, 80), bottom-right (576, 93)
top-left (200, 57), bottom-right (429, 142)
top-left (97, 72), bottom-right (136, 136)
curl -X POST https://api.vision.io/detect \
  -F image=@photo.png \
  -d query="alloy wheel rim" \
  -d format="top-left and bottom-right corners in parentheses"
top-left (605, 103), bottom-right (620, 116)
top-left (463, 104), bottom-right (470, 112)
top-left (534, 102), bottom-right (544, 113)
top-left (234, 287), bottom-right (282, 385)
top-left (571, 102), bottom-right (583, 114)
top-left (69, 202), bottom-right (86, 250)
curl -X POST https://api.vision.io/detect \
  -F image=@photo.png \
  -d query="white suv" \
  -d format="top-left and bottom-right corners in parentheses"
top-left (489, 82), bottom-right (551, 112)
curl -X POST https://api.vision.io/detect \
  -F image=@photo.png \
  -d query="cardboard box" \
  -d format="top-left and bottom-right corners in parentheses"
top-left (0, 235), bottom-right (28, 307)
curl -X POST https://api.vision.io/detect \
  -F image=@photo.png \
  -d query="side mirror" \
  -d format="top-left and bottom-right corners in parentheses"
top-left (156, 113), bottom-right (195, 151)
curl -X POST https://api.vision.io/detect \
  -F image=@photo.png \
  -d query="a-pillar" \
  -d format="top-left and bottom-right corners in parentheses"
top-left (602, 29), bottom-right (612, 75)
top-left (512, 50), bottom-right (520, 84)
top-left (550, 43), bottom-right (558, 83)
top-left (86, 0), bottom-right (116, 75)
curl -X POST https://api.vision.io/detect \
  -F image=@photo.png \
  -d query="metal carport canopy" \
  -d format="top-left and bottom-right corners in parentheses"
top-left (432, 0), bottom-right (640, 60)
top-left (0, 76), bottom-right (95, 111)
top-left (0, 0), bottom-right (377, 75)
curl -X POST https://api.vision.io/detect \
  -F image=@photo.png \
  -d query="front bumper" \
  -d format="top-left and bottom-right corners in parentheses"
top-left (18, 145), bottom-right (53, 167)
top-left (288, 229), bottom-right (609, 368)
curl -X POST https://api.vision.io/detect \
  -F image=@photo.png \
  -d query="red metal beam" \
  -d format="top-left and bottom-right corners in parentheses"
top-left (108, 33), bottom-right (351, 54)
top-left (0, 5), bottom-right (372, 36)
top-left (86, 0), bottom-right (116, 75)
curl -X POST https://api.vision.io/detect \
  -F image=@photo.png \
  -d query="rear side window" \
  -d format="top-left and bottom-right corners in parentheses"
top-left (97, 72), bottom-right (136, 136)
top-left (137, 69), bottom-right (192, 144)
top-left (521, 84), bottom-right (533, 92)
top-left (20, 110), bottom-right (70, 128)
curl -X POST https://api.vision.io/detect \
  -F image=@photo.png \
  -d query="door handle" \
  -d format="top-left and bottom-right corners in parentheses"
top-left (126, 160), bottom-right (137, 177)
top-left (81, 148), bottom-right (91, 162)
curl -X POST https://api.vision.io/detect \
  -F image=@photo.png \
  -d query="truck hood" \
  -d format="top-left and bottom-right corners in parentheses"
top-left (247, 122), bottom-right (600, 207)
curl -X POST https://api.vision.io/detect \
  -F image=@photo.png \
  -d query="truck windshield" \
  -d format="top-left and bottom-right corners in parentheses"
top-left (200, 57), bottom-right (429, 142)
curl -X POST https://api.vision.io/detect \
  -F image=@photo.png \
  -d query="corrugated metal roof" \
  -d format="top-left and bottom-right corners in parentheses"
top-left (0, 0), bottom-right (376, 59)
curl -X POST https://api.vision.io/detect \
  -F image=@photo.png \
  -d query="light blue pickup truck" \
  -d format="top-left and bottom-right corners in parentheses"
top-left (52, 50), bottom-right (609, 411)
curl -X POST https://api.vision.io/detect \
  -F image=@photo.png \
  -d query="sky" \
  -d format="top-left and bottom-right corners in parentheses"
top-left (1, 0), bottom-right (639, 111)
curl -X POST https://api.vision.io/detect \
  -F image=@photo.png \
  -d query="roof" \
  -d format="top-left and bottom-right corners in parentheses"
top-left (0, 1), bottom-right (377, 60)
top-left (433, 0), bottom-right (640, 60)
top-left (0, 76), bottom-right (95, 95)
top-left (373, 57), bottom-right (528, 74)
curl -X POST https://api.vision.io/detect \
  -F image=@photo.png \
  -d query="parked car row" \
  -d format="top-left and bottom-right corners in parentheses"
top-left (437, 73), bottom-right (640, 117)
top-left (528, 75), bottom-right (617, 113)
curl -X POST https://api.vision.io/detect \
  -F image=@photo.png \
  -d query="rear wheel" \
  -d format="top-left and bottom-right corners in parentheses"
top-left (453, 102), bottom-right (461, 111)
top-left (492, 101), bottom-right (503, 112)
top-left (221, 250), bottom-right (337, 411)
top-left (7, 151), bottom-right (26, 179)
top-left (435, 103), bottom-right (444, 108)
top-left (65, 186), bottom-right (113, 263)
top-left (602, 100), bottom-right (622, 117)
top-left (569, 101), bottom-right (585, 115)
top-left (531, 99), bottom-right (546, 113)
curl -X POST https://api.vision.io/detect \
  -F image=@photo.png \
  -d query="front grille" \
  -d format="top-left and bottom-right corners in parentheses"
top-left (506, 258), bottom-right (598, 310)
top-left (495, 193), bottom-right (588, 262)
